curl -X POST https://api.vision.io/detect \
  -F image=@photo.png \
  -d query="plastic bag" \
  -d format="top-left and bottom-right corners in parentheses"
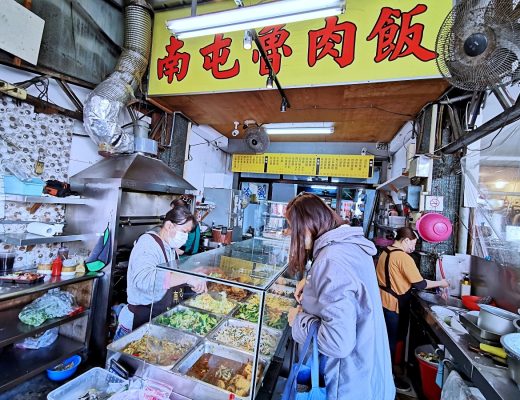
top-left (15, 327), bottom-right (58, 349)
top-left (109, 378), bottom-right (172, 400)
top-left (19, 289), bottom-right (75, 326)
top-left (441, 370), bottom-right (485, 400)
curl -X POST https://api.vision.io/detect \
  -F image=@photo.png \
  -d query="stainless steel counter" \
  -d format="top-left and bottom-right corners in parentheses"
top-left (412, 292), bottom-right (520, 400)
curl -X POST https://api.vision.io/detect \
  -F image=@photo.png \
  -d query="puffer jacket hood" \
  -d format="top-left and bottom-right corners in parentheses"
top-left (313, 225), bottom-right (377, 259)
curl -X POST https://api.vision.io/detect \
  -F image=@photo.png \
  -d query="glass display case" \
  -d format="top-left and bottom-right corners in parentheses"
top-left (106, 238), bottom-right (296, 400)
top-left (260, 201), bottom-right (289, 241)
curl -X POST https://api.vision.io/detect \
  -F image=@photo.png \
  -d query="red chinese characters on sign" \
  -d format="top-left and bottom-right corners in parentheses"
top-left (199, 34), bottom-right (240, 79)
top-left (308, 16), bottom-right (357, 68)
top-left (366, 4), bottom-right (436, 63)
top-left (157, 36), bottom-right (190, 83)
top-left (252, 25), bottom-right (293, 76)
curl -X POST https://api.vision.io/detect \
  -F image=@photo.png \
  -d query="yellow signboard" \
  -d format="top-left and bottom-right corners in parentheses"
top-left (149, 0), bottom-right (452, 96)
top-left (232, 154), bottom-right (374, 178)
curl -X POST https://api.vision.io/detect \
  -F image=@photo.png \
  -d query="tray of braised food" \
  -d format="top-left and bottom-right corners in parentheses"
top-left (175, 341), bottom-right (266, 399)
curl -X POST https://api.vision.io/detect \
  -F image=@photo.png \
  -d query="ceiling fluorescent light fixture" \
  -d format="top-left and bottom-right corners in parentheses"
top-left (166, 0), bottom-right (345, 39)
top-left (264, 122), bottom-right (334, 135)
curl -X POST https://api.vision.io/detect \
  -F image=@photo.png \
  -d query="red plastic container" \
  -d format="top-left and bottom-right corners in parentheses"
top-left (415, 345), bottom-right (441, 400)
top-left (461, 295), bottom-right (496, 311)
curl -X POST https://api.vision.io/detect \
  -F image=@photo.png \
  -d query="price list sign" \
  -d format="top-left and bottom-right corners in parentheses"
top-left (317, 155), bottom-right (374, 178)
top-left (231, 154), bottom-right (267, 173)
top-left (267, 153), bottom-right (317, 175)
top-left (232, 154), bottom-right (374, 178)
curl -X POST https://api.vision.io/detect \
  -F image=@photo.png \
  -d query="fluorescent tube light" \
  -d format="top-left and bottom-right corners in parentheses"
top-left (264, 122), bottom-right (334, 135)
top-left (166, 0), bottom-right (345, 39)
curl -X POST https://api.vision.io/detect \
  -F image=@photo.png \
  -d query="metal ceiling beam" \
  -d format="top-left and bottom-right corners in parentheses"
top-left (0, 51), bottom-right (95, 89)
top-left (55, 78), bottom-right (84, 112)
top-left (440, 97), bottom-right (520, 154)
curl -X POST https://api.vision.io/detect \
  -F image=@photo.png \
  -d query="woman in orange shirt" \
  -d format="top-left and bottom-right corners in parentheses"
top-left (376, 227), bottom-right (448, 368)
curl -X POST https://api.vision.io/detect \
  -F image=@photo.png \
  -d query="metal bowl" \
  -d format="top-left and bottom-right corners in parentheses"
top-left (477, 305), bottom-right (518, 335)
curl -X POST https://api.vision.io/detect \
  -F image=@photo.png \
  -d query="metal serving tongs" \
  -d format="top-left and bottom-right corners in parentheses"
top-left (208, 291), bottom-right (227, 302)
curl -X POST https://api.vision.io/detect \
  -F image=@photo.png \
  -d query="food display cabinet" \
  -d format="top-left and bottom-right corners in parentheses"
top-left (106, 238), bottom-right (296, 400)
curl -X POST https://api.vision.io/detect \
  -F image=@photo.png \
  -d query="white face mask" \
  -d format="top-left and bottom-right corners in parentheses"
top-left (167, 231), bottom-right (189, 249)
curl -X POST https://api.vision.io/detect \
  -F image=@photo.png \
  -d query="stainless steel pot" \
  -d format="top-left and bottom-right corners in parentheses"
top-left (501, 333), bottom-right (520, 389)
top-left (477, 305), bottom-right (518, 335)
top-left (514, 318), bottom-right (520, 333)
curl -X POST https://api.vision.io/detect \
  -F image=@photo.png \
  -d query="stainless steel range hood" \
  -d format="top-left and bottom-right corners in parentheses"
top-left (71, 153), bottom-right (195, 193)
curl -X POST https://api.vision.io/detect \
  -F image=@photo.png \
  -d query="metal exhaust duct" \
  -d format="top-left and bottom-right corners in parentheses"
top-left (83, 0), bottom-right (153, 155)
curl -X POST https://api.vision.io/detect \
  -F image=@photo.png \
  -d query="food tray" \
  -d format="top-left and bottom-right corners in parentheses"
top-left (206, 282), bottom-right (251, 302)
top-left (174, 340), bottom-right (268, 400)
top-left (275, 277), bottom-right (298, 288)
top-left (459, 312), bottom-right (501, 345)
top-left (0, 272), bottom-right (45, 284)
top-left (269, 283), bottom-right (294, 298)
top-left (46, 367), bottom-right (127, 400)
top-left (153, 305), bottom-right (222, 337)
top-left (208, 318), bottom-right (282, 358)
top-left (233, 302), bottom-right (289, 331)
top-left (107, 323), bottom-right (199, 369)
top-left (183, 292), bottom-right (238, 317)
top-left (246, 293), bottom-right (296, 312)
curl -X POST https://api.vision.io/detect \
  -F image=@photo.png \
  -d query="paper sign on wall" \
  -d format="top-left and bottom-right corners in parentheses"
top-left (425, 195), bottom-right (444, 211)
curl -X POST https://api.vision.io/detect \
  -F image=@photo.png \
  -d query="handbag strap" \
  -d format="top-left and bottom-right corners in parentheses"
top-left (311, 323), bottom-right (320, 388)
top-left (292, 322), bottom-right (320, 389)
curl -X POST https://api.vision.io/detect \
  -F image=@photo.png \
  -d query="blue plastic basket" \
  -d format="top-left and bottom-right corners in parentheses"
top-left (3, 175), bottom-right (45, 196)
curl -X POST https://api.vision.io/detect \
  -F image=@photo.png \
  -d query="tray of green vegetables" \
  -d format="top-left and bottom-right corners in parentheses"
top-left (233, 303), bottom-right (288, 330)
top-left (153, 305), bottom-right (222, 337)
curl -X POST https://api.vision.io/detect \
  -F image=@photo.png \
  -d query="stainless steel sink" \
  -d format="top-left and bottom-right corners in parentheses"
top-left (417, 291), bottom-right (464, 309)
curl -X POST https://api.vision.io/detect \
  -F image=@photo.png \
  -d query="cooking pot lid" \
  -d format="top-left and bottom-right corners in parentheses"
top-left (501, 333), bottom-right (520, 358)
top-left (480, 304), bottom-right (518, 320)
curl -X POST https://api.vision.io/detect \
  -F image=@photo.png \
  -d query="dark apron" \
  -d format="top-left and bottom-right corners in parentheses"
top-left (129, 233), bottom-right (185, 330)
top-left (379, 248), bottom-right (412, 340)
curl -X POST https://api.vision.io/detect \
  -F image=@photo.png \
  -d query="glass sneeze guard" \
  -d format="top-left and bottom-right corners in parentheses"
top-left (157, 237), bottom-right (290, 291)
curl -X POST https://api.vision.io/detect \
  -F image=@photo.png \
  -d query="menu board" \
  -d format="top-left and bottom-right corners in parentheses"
top-left (232, 153), bottom-right (374, 178)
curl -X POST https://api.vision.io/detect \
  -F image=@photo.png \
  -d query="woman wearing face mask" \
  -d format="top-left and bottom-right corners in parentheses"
top-left (118, 206), bottom-right (207, 335)
top-left (376, 227), bottom-right (448, 381)
top-left (286, 193), bottom-right (395, 400)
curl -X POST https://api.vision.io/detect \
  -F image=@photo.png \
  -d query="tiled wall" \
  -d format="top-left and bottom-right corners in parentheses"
top-left (0, 95), bottom-right (75, 268)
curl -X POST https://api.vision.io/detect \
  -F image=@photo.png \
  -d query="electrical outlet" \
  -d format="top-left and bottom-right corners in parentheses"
top-left (0, 80), bottom-right (27, 100)
top-left (376, 142), bottom-right (389, 151)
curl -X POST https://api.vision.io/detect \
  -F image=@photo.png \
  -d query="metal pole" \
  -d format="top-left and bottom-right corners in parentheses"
top-left (251, 31), bottom-right (291, 108)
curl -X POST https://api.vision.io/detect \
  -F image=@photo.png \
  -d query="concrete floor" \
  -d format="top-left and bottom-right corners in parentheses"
top-left (0, 373), bottom-right (59, 400)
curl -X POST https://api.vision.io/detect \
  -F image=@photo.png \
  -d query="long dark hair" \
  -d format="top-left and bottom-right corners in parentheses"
top-left (286, 193), bottom-right (344, 274)
top-left (394, 227), bottom-right (418, 241)
top-left (164, 206), bottom-right (196, 227)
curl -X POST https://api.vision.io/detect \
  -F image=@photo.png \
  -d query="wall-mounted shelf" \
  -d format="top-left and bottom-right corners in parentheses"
top-left (0, 306), bottom-right (89, 348)
top-left (0, 336), bottom-right (84, 393)
top-left (0, 232), bottom-right (93, 246)
top-left (2, 195), bottom-right (90, 205)
top-left (377, 175), bottom-right (410, 192)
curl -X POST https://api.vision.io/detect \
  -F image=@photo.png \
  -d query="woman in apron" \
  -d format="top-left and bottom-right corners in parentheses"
top-left (376, 227), bottom-right (448, 389)
top-left (116, 206), bottom-right (206, 338)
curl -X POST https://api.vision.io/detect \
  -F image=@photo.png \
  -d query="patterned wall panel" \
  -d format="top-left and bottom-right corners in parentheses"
top-left (0, 95), bottom-right (75, 268)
